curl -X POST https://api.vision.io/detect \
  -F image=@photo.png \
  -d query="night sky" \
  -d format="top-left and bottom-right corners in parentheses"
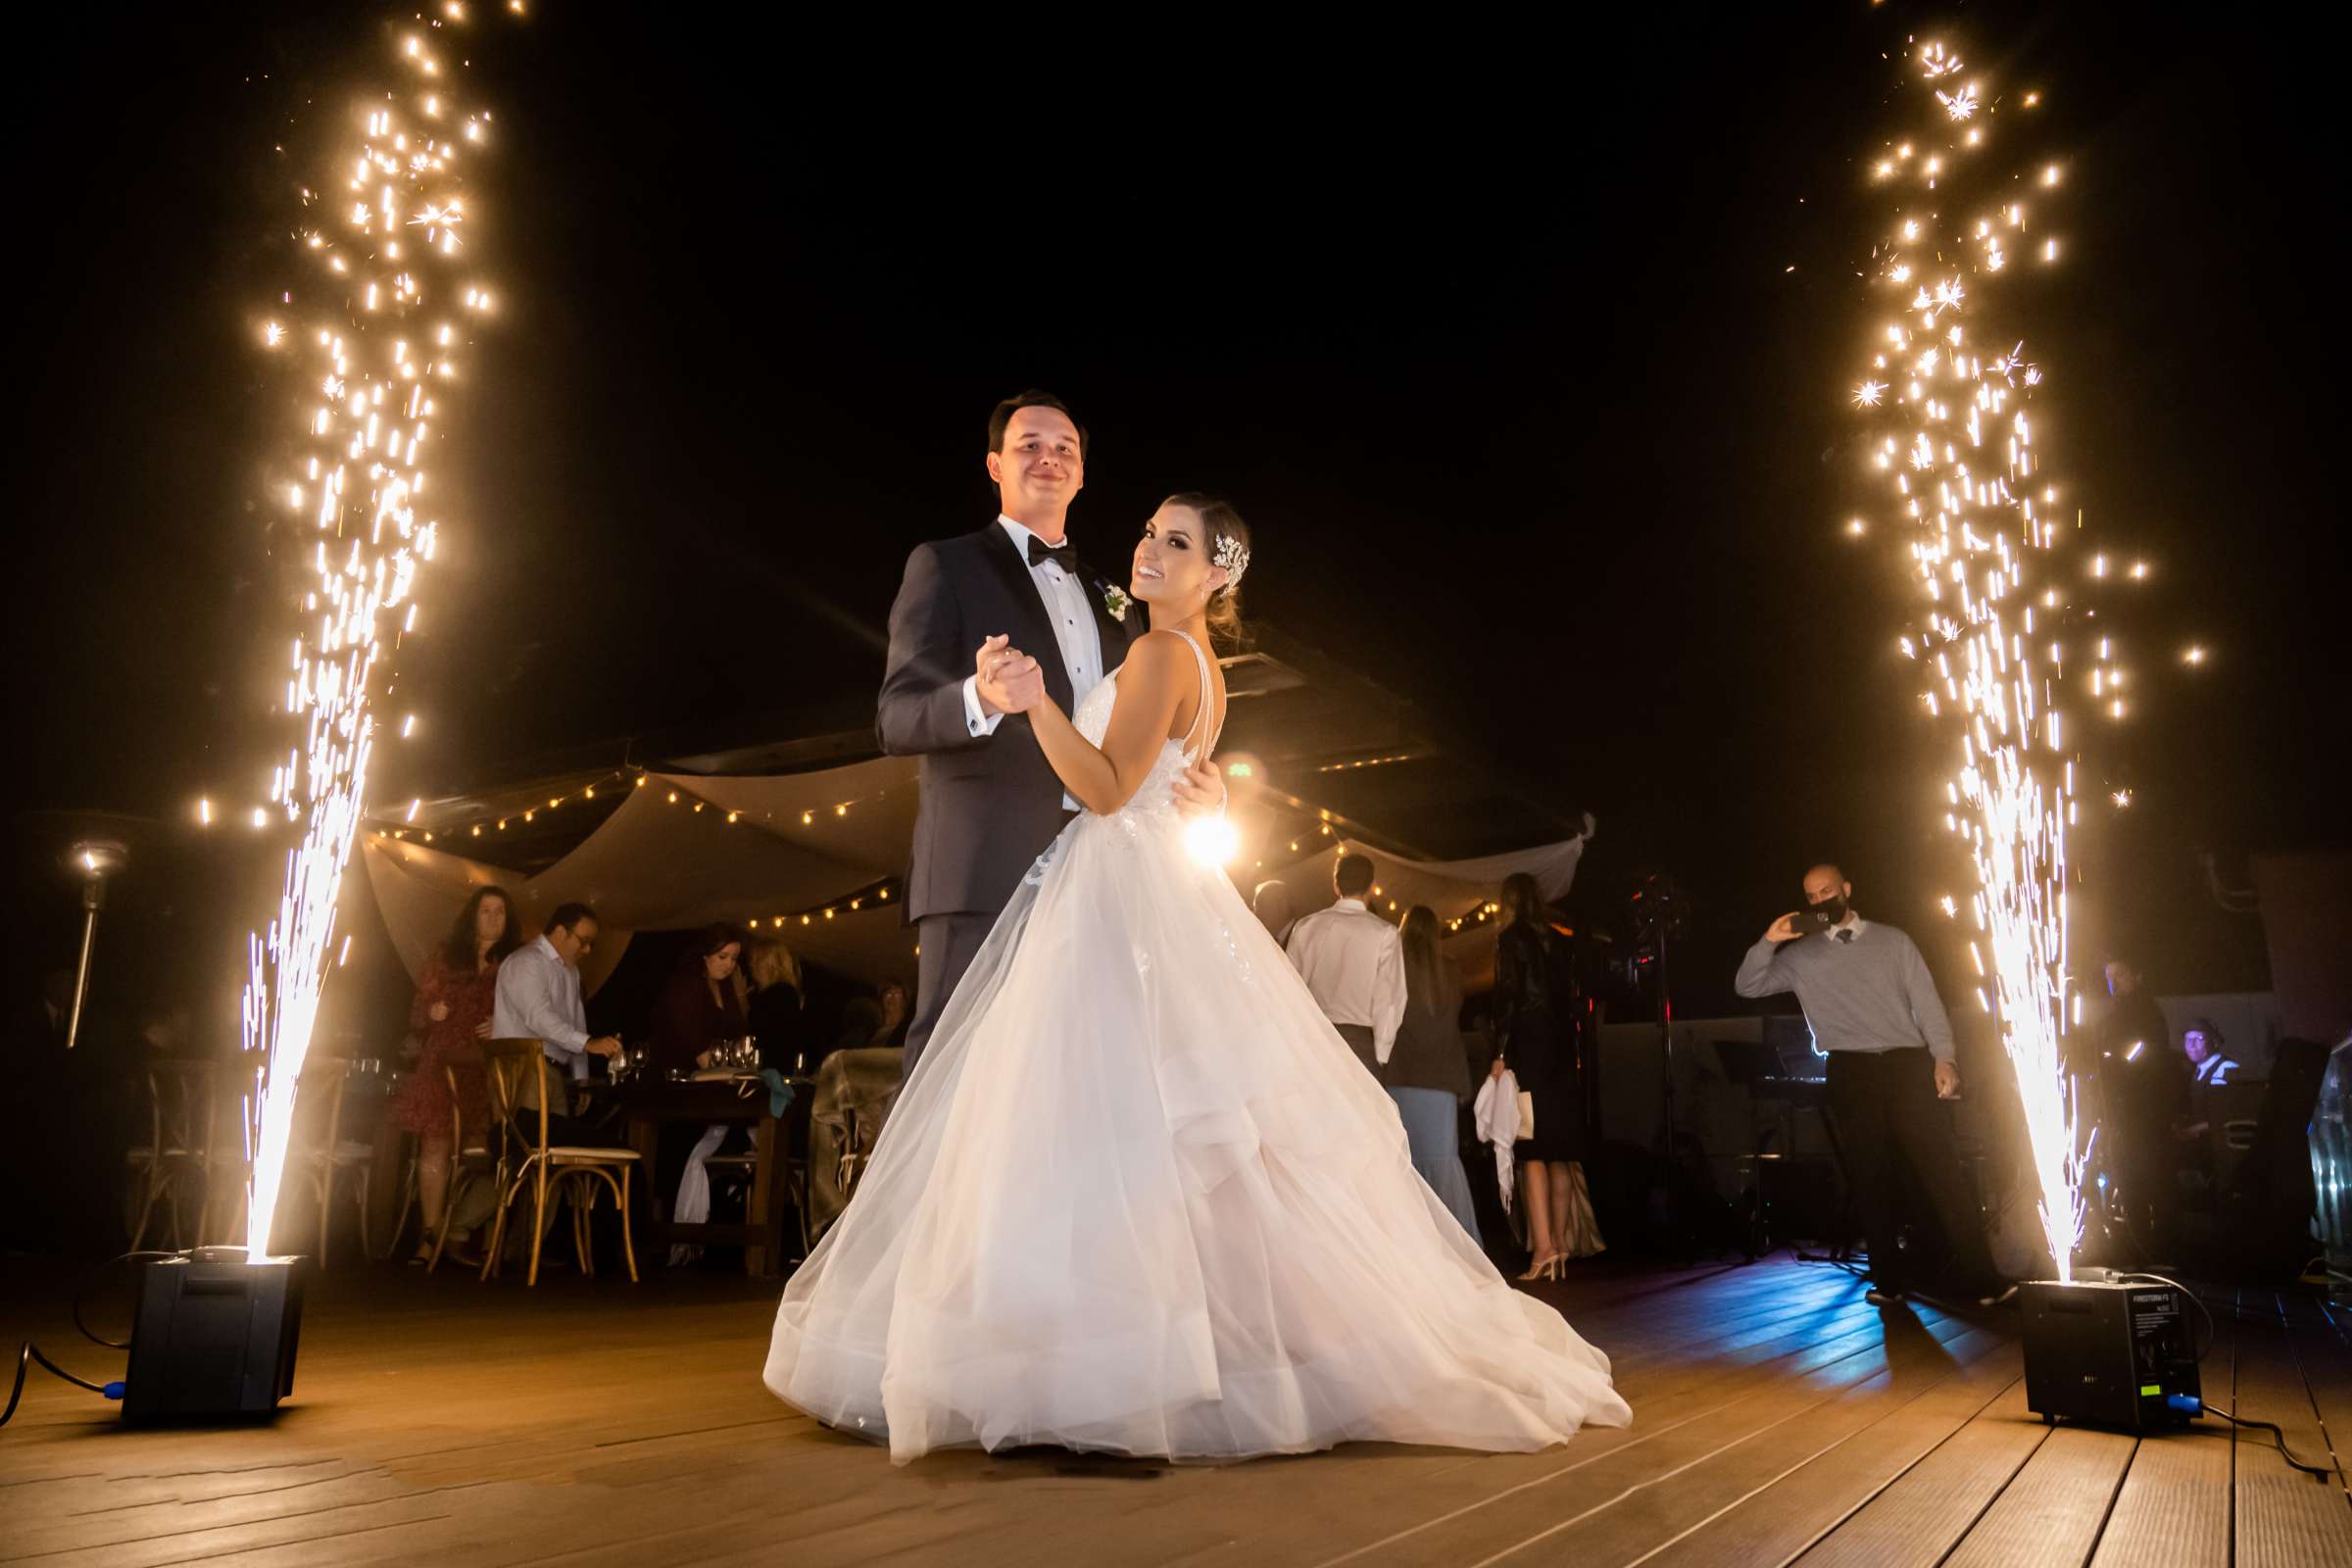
top-left (5, 2), bottom-right (2343, 1032)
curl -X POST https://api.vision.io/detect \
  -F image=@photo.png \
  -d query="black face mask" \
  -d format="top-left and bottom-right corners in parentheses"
top-left (1809, 894), bottom-right (1848, 927)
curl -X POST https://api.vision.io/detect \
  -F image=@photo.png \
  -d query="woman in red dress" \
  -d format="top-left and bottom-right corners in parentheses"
top-left (394, 885), bottom-right (520, 1261)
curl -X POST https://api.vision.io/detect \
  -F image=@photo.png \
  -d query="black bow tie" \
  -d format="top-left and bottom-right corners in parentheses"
top-left (1026, 536), bottom-right (1081, 575)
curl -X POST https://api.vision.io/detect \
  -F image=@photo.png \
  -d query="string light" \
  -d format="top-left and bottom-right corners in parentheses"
top-left (1852, 37), bottom-right (2088, 1280)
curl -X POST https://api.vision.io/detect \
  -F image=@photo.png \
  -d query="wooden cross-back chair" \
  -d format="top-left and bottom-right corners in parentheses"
top-left (127, 1058), bottom-right (229, 1250)
top-left (478, 1038), bottom-right (639, 1286)
top-left (422, 1060), bottom-right (498, 1273)
top-left (283, 1054), bottom-right (383, 1266)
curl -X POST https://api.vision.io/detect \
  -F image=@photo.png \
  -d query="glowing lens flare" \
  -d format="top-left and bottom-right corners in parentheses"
top-left (1184, 813), bottom-right (1242, 867)
top-left (240, 14), bottom-right (509, 1256)
top-left (1850, 40), bottom-right (2089, 1281)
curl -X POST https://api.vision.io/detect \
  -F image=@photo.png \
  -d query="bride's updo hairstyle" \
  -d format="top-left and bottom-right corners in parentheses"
top-left (1161, 492), bottom-right (1251, 649)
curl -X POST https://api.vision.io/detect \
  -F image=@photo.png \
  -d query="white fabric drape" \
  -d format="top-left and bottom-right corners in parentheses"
top-left (362, 758), bottom-right (1588, 995)
top-left (669, 1122), bottom-right (731, 1266)
top-left (1250, 814), bottom-right (1595, 942)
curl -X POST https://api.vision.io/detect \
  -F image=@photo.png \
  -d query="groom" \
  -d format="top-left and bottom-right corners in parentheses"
top-left (879, 390), bottom-right (1223, 1071)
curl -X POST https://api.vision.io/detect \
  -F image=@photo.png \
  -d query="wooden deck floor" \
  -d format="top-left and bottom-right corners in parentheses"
top-left (2, 1253), bottom-right (2346, 1566)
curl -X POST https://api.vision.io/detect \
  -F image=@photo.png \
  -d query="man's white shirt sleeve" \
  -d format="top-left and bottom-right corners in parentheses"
top-left (962, 675), bottom-right (1005, 738)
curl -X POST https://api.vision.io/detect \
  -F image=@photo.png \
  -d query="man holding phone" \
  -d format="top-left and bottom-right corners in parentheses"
top-left (1736, 862), bottom-right (2012, 1307)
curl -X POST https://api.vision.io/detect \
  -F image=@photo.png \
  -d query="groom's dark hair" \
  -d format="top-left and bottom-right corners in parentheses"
top-left (1334, 855), bottom-right (1375, 898)
top-left (989, 389), bottom-right (1089, 460)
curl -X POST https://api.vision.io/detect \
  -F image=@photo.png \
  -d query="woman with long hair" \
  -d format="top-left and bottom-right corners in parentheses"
top-left (746, 937), bottom-right (812, 1073)
top-left (652, 923), bottom-right (751, 1073)
top-left (393, 885), bottom-right (521, 1263)
top-left (1488, 873), bottom-right (1602, 1279)
top-left (1391, 906), bottom-right (1478, 1236)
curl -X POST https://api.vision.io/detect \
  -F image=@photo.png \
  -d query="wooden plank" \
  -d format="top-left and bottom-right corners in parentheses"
top-left (1335, 1318), bottom-right (2003, 1567)
top-left (0, 1254), bottom-right (2026, 1568)
top-left (2278, 1290), bottom-right (2352, 1495)
top-left (2088, 1295), bottom-right (2237, 1568)
top-left (1781, 1374), bottom-right (2045, 1568)
top-left (2233, 1289), bottom-right (2352, 1566)
top-left (1636, 1345), bottom-right (2025, 1566)
top-left (2087, 1426), bottom-right (2234, 1568)
top-left (1938, 1425), bottom-right (2137, 1568)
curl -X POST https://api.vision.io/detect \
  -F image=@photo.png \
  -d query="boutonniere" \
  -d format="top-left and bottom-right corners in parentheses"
top-left (1101, 583), bottom-right (1131, 621)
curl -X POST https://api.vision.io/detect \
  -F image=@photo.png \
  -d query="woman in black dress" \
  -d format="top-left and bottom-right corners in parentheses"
top-left (1486, 872), bottom-right (1599, 1279)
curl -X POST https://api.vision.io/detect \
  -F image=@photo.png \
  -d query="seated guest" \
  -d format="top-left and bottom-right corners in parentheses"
top-left (1251, 879), bottom-right (1298, 947)
top-left (1389, 906), bottom-right (1478, 1236)
top-left (490, 902), bottom-right (624, 1131)
top-left (651, 923), bottom-right (750, 1073)
top-left (869, 982), bottom-right (911, 1049)
top-left (1285, 854), bottom-right (1405, 1076)
top-left (746, 938), bottom-right (812, 1073)
top-left (393, 885), bottom-right (520, 1262)
top-left (2182, 1017), bottom-right (2241, 1087)
top-left (832, 996), bottom-right (886, 1056)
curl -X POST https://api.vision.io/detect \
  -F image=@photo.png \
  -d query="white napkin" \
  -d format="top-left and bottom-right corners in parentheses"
top-left (1472, 1070), bottom-right (1521, 1212)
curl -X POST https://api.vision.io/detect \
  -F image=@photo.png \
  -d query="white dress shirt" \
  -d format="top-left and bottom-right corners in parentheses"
top-left (961, 516), bottom-right (1108, 810)
top-left (493, 935), bottom-right (592, 1081)
top-left (1286, 898), bottom-right (1408, 1061)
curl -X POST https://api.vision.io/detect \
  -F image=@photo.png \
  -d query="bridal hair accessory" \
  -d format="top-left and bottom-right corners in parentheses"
top-left (1212, 533), bottom-right (1250, 589)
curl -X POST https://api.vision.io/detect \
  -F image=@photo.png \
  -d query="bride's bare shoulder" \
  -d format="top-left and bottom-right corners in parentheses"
top-left (1127, 629), bottom-right (1196, 668)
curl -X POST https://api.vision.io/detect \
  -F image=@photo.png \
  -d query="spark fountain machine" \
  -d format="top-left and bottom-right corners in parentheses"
top-left (121, 1248), bottom-right (307, 1423)
top-left (2020, 1271), bottom-right (2200, 1430)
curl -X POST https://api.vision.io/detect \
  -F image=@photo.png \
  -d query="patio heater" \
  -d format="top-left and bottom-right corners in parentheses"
top-left (61, 838), bottom-right (127, 1051)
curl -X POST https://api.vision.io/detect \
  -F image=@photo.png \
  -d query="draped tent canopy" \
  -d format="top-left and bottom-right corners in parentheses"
top-left (357, 628), bottom-right (1596, 993)
top-left (362, 760), bottom-right (923, 994)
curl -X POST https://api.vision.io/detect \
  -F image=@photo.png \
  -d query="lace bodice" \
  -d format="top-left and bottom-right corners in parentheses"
top-left (1069, 630), bottom-right (1215, 832)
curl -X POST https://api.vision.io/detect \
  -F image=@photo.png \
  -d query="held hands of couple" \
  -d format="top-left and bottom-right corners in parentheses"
top-left (975, 635), bottom-right (1046, 717)
top-left (972, 635), bottom-right (1227, 817)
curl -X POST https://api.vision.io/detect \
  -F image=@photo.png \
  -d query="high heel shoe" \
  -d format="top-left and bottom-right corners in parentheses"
top-left (1516, 1253), bottom-right (1563, 1283)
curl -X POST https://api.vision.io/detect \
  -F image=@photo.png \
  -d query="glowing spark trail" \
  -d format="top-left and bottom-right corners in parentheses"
top-left (1848, 41), bottom-right (2091, 1280)
top-left (240, 14), bottom-right (507, 1255)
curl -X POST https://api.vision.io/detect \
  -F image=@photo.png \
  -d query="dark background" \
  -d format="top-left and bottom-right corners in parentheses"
top-left (5, 1), bottom-right (2343, 1050)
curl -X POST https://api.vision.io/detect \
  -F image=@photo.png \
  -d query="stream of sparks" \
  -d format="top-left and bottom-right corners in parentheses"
top-left (242, 9), bottom-right (504, 1255)
top-left (1853, 39), bottom-right (2088, 1280)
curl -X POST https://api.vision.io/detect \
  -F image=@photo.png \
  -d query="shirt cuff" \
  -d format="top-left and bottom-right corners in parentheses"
top-left (962, 675), bottom-right (1004, 738)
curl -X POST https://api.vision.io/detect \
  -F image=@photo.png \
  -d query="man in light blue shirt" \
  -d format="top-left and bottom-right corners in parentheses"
top-left (492, 901), bottom-right (623, 1114)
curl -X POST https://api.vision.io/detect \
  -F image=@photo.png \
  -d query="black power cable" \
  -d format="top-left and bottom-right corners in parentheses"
top-left (2164, 1396), bottom-right (2336, 1480)
top-left (0, 1249), bottom-right (178, 1430)
top-left (74, 1250), bottom-right (179, 1348)
top-left (2100, 1272), bottom-right (2339, 1483)
top-left (0, 1342), bottom-right (122, 1428)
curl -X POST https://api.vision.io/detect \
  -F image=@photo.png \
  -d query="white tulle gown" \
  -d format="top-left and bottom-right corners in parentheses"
top-left (763, 630), bottom-right (1630, 1462)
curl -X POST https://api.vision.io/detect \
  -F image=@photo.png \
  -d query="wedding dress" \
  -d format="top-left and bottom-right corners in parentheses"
top-left (764, 629), bottom-right (1630, 1462)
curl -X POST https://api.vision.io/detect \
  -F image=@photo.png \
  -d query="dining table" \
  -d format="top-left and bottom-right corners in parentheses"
top-left (573, 1072), bottom-right (811, 1279)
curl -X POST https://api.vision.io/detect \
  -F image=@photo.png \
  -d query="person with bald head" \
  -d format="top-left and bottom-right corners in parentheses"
top-left (1737, 862), bottom-right (2012, 1307)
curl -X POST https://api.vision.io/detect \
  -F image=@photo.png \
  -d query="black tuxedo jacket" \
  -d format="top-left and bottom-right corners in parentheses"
top-left (877, 522), bottom-right (1145, 921)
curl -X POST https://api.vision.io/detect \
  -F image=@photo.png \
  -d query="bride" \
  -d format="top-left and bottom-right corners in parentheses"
top-left (764, 494), bottom-right (1630, 1462)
